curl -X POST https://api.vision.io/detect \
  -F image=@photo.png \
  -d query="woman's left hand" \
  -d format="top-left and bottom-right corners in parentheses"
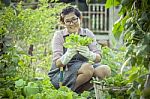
top-left (77, 46), bottom-right (96, 61)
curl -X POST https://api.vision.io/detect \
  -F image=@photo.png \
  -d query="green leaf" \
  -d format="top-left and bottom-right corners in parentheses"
top-left (24, 82), bottom-right (40, 96)
top-left (121, 0), bottom-right (134, 9)
top-left (144, 58), bottom-right (149, 69)
top-left (140, 12), bottom-right (149, 22)
top-left (125, 44), bottom-right (134, 58)
top-left (105, 0), bottom-right (121, 8)
top-left (81, 91), bottom-right (90, 97)
top-left (113, 15), bottom-right (129, 39)
top-left (130, 56), bottom-right (136, 66)
top-left (113, 20), bottom-right (123, 39)
top-left (66, 92), bottom-right (73, 99)
top-left (121, 0), bottom-right (130, 6)
top-left (128, 71), bottom-right (138, 82)
top-left (15, 79), bottom-right (26, 88)
top-left (118, 6), bottom-right (126, 15)
top-left (6, 88), bottom-right (13, 99)
top-left (136, 45), bottom-right (147, 56)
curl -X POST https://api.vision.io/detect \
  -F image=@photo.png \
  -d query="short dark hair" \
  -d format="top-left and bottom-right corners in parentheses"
top-left (60, 6), bottom-right (81, 24)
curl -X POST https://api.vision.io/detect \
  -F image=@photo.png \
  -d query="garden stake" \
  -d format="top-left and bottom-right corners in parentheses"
top-left (59, 67), bottom-right (63, 87)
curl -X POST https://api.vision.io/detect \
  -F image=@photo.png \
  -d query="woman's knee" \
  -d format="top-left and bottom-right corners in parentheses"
top-left (78, 63), bottom-right (94, 77)
top-left (94, 65), bottom-right (111, 79)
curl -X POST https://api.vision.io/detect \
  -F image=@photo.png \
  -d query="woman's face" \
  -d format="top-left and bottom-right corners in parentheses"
top-left (63, 12), bottom-right (81, 33)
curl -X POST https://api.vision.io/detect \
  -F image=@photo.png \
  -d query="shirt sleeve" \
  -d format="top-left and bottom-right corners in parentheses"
top-left (51, 31), bottom-right (64, 62)
top-left (86, 29), bottom-right (101, 55)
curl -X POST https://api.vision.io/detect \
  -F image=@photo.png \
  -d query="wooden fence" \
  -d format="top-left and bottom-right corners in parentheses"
top-left (81, 4), bottom-right (109, 34)
top-left (81, 4), bottom-right (112, 46)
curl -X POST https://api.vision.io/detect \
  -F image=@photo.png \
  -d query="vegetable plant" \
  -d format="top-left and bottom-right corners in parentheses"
top-left (63, 33), bottom-right (93, 48)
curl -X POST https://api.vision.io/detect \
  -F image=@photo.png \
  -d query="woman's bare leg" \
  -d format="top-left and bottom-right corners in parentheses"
top-left (94, 65), bottom-right (111, 79)
top-left (74, 63), bottom-right (94, 90)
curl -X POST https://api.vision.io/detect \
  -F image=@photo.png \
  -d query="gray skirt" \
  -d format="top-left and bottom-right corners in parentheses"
top-left (48, 60), bottom-right (100, 91)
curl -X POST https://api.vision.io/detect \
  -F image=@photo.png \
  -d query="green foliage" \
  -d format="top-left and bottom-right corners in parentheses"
top-left (96, 47), bottom-right (129, 98)
top-left (0, 1), bottom-right (65, 45)
top-left (112, 0), bottom-right (150, 69)
top-left (1, 76), bottom-right (91, 99)
top-left (24, 82), bottom-right (40, 96)
top-left (93, 74), bottom-right (130, 98)
top-left (94, 68), bottom-right (146, 98)
top-left (63, 34), bottom-right (93, 48)
top-left (0, 1), bottom-right (68, 98)
top-left (104, 0), bottom-right (150, 98)
top-left (14, 79), bottom-right (90, 99)
top-left (95, 46), bottom-right (148, 98)
top-left (102, 74), bottom-right (128, 87)
top-left (113, 15), bottom-right (129, 39)
top-left (105, 0), bottom-right (121, 8)
top-left (0, 2), bottom-right (91, 99)
top-left (0, 46), bottom-right (20, 88)
top-left (101, 46), bottom-right (126, 76)
top-left (15, 79), bottom-right (26, 88)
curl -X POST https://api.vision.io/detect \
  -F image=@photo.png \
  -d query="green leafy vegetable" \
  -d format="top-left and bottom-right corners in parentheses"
top-left (23, 82), bottom-right (40, 96)
top-left (63, 33), bottom-right (93, 48)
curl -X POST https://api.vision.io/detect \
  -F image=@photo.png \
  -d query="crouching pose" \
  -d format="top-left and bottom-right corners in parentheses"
top-left (48, 6), bottom-right (111, 93)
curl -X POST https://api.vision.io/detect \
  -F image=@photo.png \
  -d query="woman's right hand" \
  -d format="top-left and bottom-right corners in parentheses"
top-left (60, 48), bottom-right (77, 65)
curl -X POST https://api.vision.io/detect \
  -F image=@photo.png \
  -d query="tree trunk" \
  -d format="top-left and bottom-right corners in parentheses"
top-left (28, 44), bottom-right (33, 56)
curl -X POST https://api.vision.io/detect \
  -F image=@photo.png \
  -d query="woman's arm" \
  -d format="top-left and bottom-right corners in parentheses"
top-left (86, 29), bottom-right (102, 63)
top-left (51, 31), bottom-right (64, 68)
top-left (52, 31), bottom-right (77, 68)
top-left (56, 48), bottom-right (77, 67)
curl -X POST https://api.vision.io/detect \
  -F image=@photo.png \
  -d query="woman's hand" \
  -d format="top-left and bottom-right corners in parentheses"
top-left (77, 46), bottom-right (96, 61)
top-left (60, 48), bottom-right (77, 65)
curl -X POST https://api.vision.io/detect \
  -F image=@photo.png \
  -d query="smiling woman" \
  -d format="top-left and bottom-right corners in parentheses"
top-left (60, 7), bottom-right (81, 33)
top-left (48, 6), bottom-right (111, 93)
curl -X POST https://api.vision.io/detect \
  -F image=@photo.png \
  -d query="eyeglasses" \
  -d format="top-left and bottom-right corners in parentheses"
top-left (64, 17), bottom-right (79, 25)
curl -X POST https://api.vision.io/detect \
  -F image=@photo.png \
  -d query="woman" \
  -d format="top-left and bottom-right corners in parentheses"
top-left (48, 6), bottom-right (111, 93)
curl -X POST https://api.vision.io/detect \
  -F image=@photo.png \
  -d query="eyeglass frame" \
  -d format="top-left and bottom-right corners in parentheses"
top-left (64, 17), bottom-right (79, 25)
